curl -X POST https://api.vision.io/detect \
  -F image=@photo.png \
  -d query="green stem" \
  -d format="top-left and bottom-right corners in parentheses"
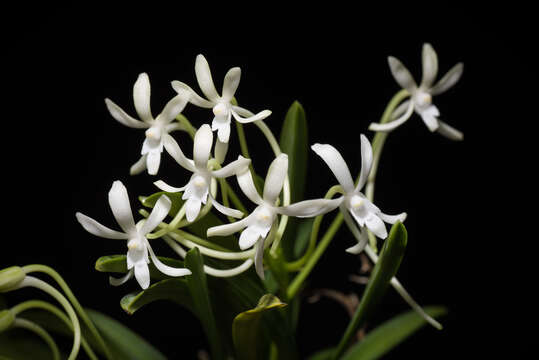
top-left (176, 114), bottom-right (197, 138)
top-left (11, 300), bottom-right (99, 360)
top-left (284, 185), bottom-right (343, 271)
top-left (286, 212), bottom-right (344, 300)
top-left (12, 318), bottom-right (61, 360)
top-left (15, 276), bottom-right (80, 360)
top-left (20, 265), bottom-right (111, 359)
top-left (365, 89), bottom-right (410, 252)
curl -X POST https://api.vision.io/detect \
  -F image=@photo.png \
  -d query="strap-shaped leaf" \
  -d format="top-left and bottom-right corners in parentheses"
top-left (341, 306), bottom-right (447, 360)
top-left (120, 278), bottom-right (194, 315)
top-left (232, 294), bottom-right (288, 360)
top-left (334, 222), bottom-right (408, 358)
top-left (86, 309), bottom-right (166, 360)
top-left (185, 248), bottom-right (224, 360)
top-left (95, 255), bottom-right (184, 282)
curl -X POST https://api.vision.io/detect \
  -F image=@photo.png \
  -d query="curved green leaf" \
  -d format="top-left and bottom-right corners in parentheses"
top-left (232, 294), bottom-right (287, 360)
top-left (279, 101), bottom-right (309, 260)
top-left (334, 222), bottom-right (408, 358)
top-left (95, 255), bottom-right (185, 282)
top-left (120, 278), bottom-right (194, 315)
top-left (342, 306), bottom-right (447, 360)
top-left (308, 348), bottom-right (335, 360)
top-left (86, 308), bottom-right (166, 360)
top-left (185, 248), bottom-right (224, 360)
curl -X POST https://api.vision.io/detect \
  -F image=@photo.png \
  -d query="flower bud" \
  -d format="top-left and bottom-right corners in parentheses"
top-left (0, 266), bottom-right (26, 293)
top-left (0, 310), bottom-right (15, 332)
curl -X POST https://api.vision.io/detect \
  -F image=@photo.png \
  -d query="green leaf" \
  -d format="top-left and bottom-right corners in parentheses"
top-left (86, 308), bottom-right (166, 360)
top-left (95, 255), bottom-right (185, 282)
top-left (232, 294), bottom-right (287, 360)
top-left (185, 248), bottom-right (224, 360)
top-left (308, 348), bottom-right (335, 360)
top-left (120, 278), bottom-right (194, 315)
top-left (342, 306), bottom-right (448, 360)
top-left (334, 222), bottom-right (408, 358)
top-left (279, 100), bottom-right (308, 203)
top-left (0, 328), bottom-right (65, 359)
top-left (293, 218), bottom-right (314, 259)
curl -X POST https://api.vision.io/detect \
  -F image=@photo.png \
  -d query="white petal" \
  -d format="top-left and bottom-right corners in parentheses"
top-left (239, 226), bottom-right (262, 250)
top-left (356, 134), bottom-right (373, 192)
top-left (378, 212), bottom-right (407, 224)
top-left (311, 143), bottom-right (355, 193)
top-left (108, 181), bottom-right (137, 235)
top-left (254, 236), bottom-right (265, 280)
top-left (387, 56), bottom-right (417, 92)
top-left (76, 212), bottom-right (128, 239)
top-left (146, 151), bottom-right (161, 175)
top-left (275, 197), bottom-right (343, 217)
top-left (195, 54), bottom-right (220, 101)
top-left (365, 214), bottom-right (388, 239)
top-left (105, 99), bottom-right (149, 129)
top-left (236, 168), bottom-right (264, 205)
top-left (153, 180), bottom-right (186, 193)
top-left (214, 139), bottom-right (229, 164)
top-left (436, 120), bottom-right (463, 141)
top-left (222, 67), bottom-right (241, 101)
top-left (369, 100), bottom-right (414, 133)
top-left (165, 122), bottom-right (188, 134)
top-left (207, 213), bottom-right (253, 237)
top-left (209, 194), bottom-right (243, 218)
top-left (420, 43), bottom-right (438, 89)
top-left (130, 155), bottom-right (147, 175)
top-left (419, 105), bottom-right (440, 132)
top-left (193, 124), bottom-right (213, 169)
top-left (133, 73), bottom-right (153, 123)
top-left (341, 206), bottom-right (369, 254)
top-left (171, 81), bottom-right (215, 108)
top-left (157, 94), bottom-right (188, 124)
top-left (231, 108), bottom-right (272, 124)
top-left (429, 63), bottom-right (464, 96)
top-left (134, 262), bottom-right (151, 289)
top-left (146, 241), bottom-right (191, 277)
top-left (140, 195), bottom-right (171, 235)
top-left (217, 122), bottom-right (231, 143)
top-left (109, 269), bottom-right (133, 286)
top-left (263, 154), bottom-right (288, 203)
top-left (391, 100), bottom-right (412, 120)
top-left (162, 134), bottom-right (196, 172)
top-left (212, 156), bottom-right (250, 178)
top-left (185, 197), bottom-right (202, 222)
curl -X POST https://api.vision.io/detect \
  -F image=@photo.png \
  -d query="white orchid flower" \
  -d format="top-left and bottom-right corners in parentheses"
top-left (207, 154), bottom-right (342, 279)
top-left (76, 181), bottom-right (191, 289)
top-left (171, 54), bottom-right (271, 143)
top-left (369, 43), bottom-right (464, 141)
top-left (154, 124), bottom-right (250, 223)
top-left (105, 73), bottom-right (190, 175)
top-left (312, 135), bottom-right (407, 254)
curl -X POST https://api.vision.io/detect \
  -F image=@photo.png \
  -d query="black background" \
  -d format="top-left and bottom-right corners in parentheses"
top-left (2, 4), bottom-right (531, 359)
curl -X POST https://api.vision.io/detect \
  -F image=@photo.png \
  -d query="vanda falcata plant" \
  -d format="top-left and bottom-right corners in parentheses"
top-left (1, 43), bottom-right (462, 359)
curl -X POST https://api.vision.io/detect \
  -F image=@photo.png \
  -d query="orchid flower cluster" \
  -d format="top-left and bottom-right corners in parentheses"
top-left (1, 43), bottom-right (463, 360)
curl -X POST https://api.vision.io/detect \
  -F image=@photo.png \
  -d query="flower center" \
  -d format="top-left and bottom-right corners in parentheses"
top-left (213, 102), bottom-right (229, 117)
top-left (127, 238), bottom-right (143, 250)
top-left (414, 91), bottom-right (432, 109)
top-left (145, 124), bottom-right (163, 140)
top-left (255, 206), bottom-right (274, 228)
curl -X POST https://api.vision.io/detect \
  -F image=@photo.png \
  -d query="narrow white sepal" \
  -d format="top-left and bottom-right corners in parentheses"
top-left (368, 100), bottom-right (414, 133)
top-left (76, 212), bottom-right (128, 239)
top-left (154, 180), bottom-right (186, 193)
top-left (209, 194), bottom-right (243, 219)
top-left (195, 54), bottom-right (220, 102)
top-left (311, 143), bottom-right (355, 193)
top-left (275, 197), bottom-right (343, 217)
top-left (239, 227), bottom-right (262, 250)
top-left (171, 81), bottom-right (214, 108)
top-left (236, 169), bottom-right (264, 205)
top-left (254, 237), bottom-right (265, 280)
top-left (133, 73), bottom-right (153, 123)
top-left (365, 214), bottom-right (388, 239)
top-left (105, 99), bottom-right (149, 129)
top-left (109, 269), bottom-right (133, 286)
top-left (387, 56), bottom-right (417, 92)
top-left (356, 134), bottom-right (374, 192)
top-left (263, 154), bottom-right (288, 204)
top-left (378, 212), bottom-right (407, 224)
top-left (231, 109), bottom-right (272, 124)
top-left (158, 94), bottom-right (188, 124)
top-left (429, 63), bottom-right (464, 96)
top-left (146, 241), bottom-right (191, 277)
top-left (140, 195), bottom-right (171, 235)
top-left (193, 124), bottom-right (213, 169)
top-left (108, 181), bottom-right (137, 235)
top-left (211, 156), bottom-right (251, 178)
top-left (207, 214), bottom-right (252, 237)
top-left (436, 121), bottom-right (463, 141)
top-left (420, 43), bottom-right (439, 89)
top-left (162, 134), bottom-right (196, 172)
top-left (222, 67), bottom-right (241, 101)
top-left (130, 155), bottom-right (147, 175)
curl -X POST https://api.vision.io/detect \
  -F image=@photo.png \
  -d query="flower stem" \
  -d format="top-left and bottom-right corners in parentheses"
top-left (14, 276), bottom-right (81, 360)
top-left (365, 89), bottom-right (410, 252)
top-left (176, 114), bottom-right (197, 138)
top-left (21, 265), bottom-right (112, 360)
top-left (11, 300), bottom-right (99, 360)
top-left (12, 318), bottom-right (61, 360)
